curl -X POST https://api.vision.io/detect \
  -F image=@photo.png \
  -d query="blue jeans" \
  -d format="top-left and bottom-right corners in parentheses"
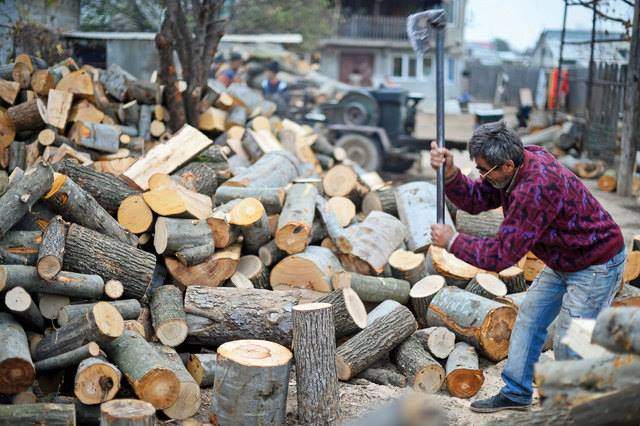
top-left (500, 248), bottom-right (626, 404)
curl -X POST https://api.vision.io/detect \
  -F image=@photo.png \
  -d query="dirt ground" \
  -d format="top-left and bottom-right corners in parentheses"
top-left (182, 151), bottom-right (640, 426)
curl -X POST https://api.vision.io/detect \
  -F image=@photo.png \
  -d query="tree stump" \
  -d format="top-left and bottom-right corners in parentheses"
top-left (445, 342), bottom-right (484, 398)
top-left (211, 340), bottom-right (292, 426)
top-left (409, 275), bottom-right (446, 328)
top-left (332, 271), bottom-right (410, 304)
top-left (317, 288), bottom-right (368, 338)
top-left (100, 399), bottom-right (156, 426)
top-left (0, 312), bottom-right (35, 394)
top-left (465, 273), bottom-right (507, 300)
top-left (150, 285), bottom-right (187, 347)
top-left (414, 326), bottom-right (456, 360)
top-left (426, 286), bottom-right (516, 361)
top-left (74, 356), bottom-right (121, 405)
top-left (292, 303), bottom-right (340, 424)
top-left (393, 334), bottom-right (445, 393)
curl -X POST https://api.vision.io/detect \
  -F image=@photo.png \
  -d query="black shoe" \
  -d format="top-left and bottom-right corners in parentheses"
top-left (470, 393), bottom-right (531, 413)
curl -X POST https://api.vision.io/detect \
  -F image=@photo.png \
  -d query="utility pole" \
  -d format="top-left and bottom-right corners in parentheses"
top-left (554, 0), bottom-right (568, 123)
top-left (618, 0), bottom-right (640, 197)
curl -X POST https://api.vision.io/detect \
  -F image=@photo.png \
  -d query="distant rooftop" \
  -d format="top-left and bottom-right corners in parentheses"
top-left (63, 32), bottom-right (303, 44)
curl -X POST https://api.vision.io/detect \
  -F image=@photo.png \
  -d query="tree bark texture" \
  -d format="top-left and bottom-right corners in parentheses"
top-left (393, 334), bottom-right (445, 393)
top-left (150, 285), bottom-right (187, 347)
top-left (36, 214), bottom-right (66, 280)
top-left (0, 312), bottom-right (35, 394)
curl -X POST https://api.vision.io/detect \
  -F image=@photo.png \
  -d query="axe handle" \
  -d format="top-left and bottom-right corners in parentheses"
top-left (435, 28), bottom-right (446, 225)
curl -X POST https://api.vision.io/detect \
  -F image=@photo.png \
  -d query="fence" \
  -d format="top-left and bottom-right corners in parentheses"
top-left (465, 62), bottom-right (541, 106)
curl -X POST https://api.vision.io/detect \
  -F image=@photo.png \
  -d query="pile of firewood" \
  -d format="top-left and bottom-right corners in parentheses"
top-left (1, 52), bottom-right (640, 425)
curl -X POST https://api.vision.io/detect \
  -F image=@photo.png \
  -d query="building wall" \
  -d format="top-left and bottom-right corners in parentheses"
top-left (107, 39), bottom-right (158, 81)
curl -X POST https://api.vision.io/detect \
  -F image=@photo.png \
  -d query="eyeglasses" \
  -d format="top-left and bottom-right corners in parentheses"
top-left (478, 163), bottom-right (500, 179)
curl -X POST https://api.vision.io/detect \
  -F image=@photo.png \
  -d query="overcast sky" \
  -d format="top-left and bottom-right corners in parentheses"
top-left (464, 0), bottom-right (634, 51)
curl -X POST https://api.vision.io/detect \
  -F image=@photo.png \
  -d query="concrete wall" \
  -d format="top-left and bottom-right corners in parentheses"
top-left (107, 39), bottom-right (158, 81)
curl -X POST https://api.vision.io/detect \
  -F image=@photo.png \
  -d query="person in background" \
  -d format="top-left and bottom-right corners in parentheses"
top-left (217, 52), bottom-right (243, 87)
top-left (209, 53), bottom-right (224, 80)
top-left (261, 61), bottom-right (287, 96)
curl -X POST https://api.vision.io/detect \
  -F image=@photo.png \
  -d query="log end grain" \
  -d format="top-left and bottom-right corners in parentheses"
top-left (217, 339), bottom-right (292, 368)
top-left (0, 357), bottom-right (35, 394)
top-left (100, 399), bottom-right (156, 425)
top-left (93, 302), bottom-right (126, 339)
top-left (413, 363), bottom-right (446, 394)
top-left (118, 195), bottom-right (153, 234)
top-left (74, 357), bottom-right (121, 404)
top-left (36, 255), bottom-right (62, 280)
top-left (480, 306), bottom-right (517, 362)
top-left (104, 280), bottom-right (124, 299)
top-left (446, 368), bottom-right (484, 398)
top-left (343, 287), bottom-right (368, 330)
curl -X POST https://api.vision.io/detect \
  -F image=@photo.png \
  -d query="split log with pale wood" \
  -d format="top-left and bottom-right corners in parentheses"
top-left (229, 197), bottom-right (271, 254)
top-left (224, 150), bottom-right (299, 188)
top-left (164, 243), bottom-right (241, 288)
top-left (317, 287), bottom-right (368, 338)
top-left (270, 245), bottom-right (343, 292)
top-left (425, 246), bottom-right (479, 288)
top-left (275, 183), bottom-right (317, 254)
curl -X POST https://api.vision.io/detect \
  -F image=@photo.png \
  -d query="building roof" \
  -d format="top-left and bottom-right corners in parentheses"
top-left (62, 31), bottom-right (303, 44)
top-left (534, 29), bottom-right (629, 66)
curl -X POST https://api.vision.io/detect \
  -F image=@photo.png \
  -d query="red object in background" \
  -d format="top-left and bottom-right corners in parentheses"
top-left (548, 68), bottom-right (569, 110)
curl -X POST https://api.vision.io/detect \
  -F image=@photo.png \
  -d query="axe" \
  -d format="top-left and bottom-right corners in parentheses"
top-left (407, 9), bottom-right (447, 224)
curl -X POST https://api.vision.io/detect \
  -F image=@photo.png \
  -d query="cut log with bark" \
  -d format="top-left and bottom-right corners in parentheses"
top-left (105, 331), bottom-right (179, 409)
top-left (63, 224), bottom-right (157, 300)
top-left (409, 275), bottom-right (446, 328)
top-left (224, 150), bottom-right (299, 188)
top-left (172, 162), bottom-right (218, 197)
top-left (258, 239), bottom-right (287, 267)
top-left (236, 255), bottom-right (269, 289)
top-left (0, 161), bottom-right (53, 238)
top-left (226, 105), bottom-right (247, 128)
top-left (73, 122), bottom-right (120, 153)
top-left (39, 293), bottom-right (70, 320)
top-left (357, 366), bottom-right (406, 387)
top-left (414, 326), bottom-right (456, 359)
top-left (45, 173), bottom-right (137, 246)
top-left (214, 186), bottom-right (285, 214)
top-left (0, 230), bottom-right (40, 266)
top-left (143, 176), bottom-right (212, 220)
top-left (186, 353), bottom-right (216, 387)
top-left (336, 302), bottom-right (417, 380)
top-left (126, 80), bottom-right (159, 105)
top-left (153, 217), bottom-right (214, 262)
top-left (0, 265), bottom-right (104, 299)
top-left (332, 271), bottom-right (411, 304)
top-left (393, 334), bottom-right (445, 393)
top-left (46, 89), bottom-right (74, 130)
top-left (426, 286), bottom-right (517, 361)
top-left (498, 266), bottom-right (528, 294)
top-left (36, 215), bottom-right (66, 280)
top-left (0, 312), bottom-right (35, 394)
top-left (211, 341), bottom-right (292, 426)
top-left (30, 70), bottom-right (54, 97)
top-left (117, 194), bottom-right (153, 234)
top-left (150, 285), bottom-right (187, 347)
top-left (206, 199), bottom-right (240, 249)
top-left (292, 303), bottom-right (340, 424)
top-left (184, 286), bottom-right (301, 347)
top-left (7, 98), bottom-right (46, 131)
top-left (362, 187), bottom-right (398, 216)
top-left (35, 302), bottom-right (124, 361)
top-left (58, 300), bottom-right (141, 327)
top-left (454, 209), bottom-right (503, 238)
top-left (465, 273), bottom-right (507, 300)
top-left (152, 344), bottom-right (201, 420)
top-left (100, 399), bottom-right (156, 426)
top-left (315, 195), bottom-right (352, 253)
top-left (388, 249), bottom-right (428, 284)
top-left (5, 286), bottom-right (44, 330)
top-left (270, 245), bottom-right (343, 292)
top-left (275, 183), bottom-right (317, 254)
top-left (123, 125), bottom-right (212, 190)
top-left (395, 181), bottom-right (455, 252)
top-left (0, 403), bottom-right (76, 425)
top-left (9, 140), bottom-right (25, 173)
top-left (341, 211), bottom-right (406, 275)
top-left (138, 104), bottom-right (152, 141)
top-left (74, 356), bottom-right (121, 405)
top-left (228, 197), bottom-right (270, 254)
top-left (445, 342), bottom-right (483, 398)
top-left (53, 159), bottom-right (138, 216)
top-left (591, 307), bottom-right (640, 355)
top-left (34, 342), bottom-right (100, 372)
top-left (317, 287), bottom-right (368, 338)
top-left (164, 243), bottom-right (241, 288)
top-left (425, 246), bottom-right (479, 288)
top-left (322, 164), bottom-right (368, 204)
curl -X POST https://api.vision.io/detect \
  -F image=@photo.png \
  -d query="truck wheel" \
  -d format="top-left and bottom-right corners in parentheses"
top-left (335, 133), bottom-right (381, 171)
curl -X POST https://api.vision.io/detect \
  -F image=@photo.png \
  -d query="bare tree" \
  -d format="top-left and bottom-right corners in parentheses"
top-left (155, 0), bottom-right (226, 131)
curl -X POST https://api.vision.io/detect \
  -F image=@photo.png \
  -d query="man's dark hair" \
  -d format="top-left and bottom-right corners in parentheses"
top-left (468, 121), bottom-right (524, 167)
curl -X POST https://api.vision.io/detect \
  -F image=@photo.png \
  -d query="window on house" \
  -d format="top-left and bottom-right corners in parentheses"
top-left (392, 57), bottom-right (403, 77)
top-left (448, 58), bottom-right (456, 81)
top-left (422, 56), bottom-right (432, 77)
top-left (408, 57), bottom-right (417, 77)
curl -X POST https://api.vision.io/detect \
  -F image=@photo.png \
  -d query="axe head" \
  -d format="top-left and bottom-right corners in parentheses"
top-left (406, 9), bottom-right (447, 54)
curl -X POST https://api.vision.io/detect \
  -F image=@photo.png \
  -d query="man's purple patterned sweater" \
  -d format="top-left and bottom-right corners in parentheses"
top-left (446, 145), bottom-right (624, 272)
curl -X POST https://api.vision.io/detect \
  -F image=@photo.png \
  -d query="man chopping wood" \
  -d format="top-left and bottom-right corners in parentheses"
top-left (429, 120), bottom-right (625, 413)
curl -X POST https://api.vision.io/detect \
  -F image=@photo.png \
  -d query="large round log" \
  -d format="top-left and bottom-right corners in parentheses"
top-left (229, 197), bottom-right (270, 254)
top-left (211, 340), bottom-right (292, 426)
top-left (152, 344), bottom-right (201, 420)
top-left (0, 265), bottom-right (104, 299)
top-left (425, 246), bottom-right (479, 288)
top-left (184, 286), bottom-right (302, 347)
top-left (63, 224), bottom-right (157, 300)
top-left (37, 215), bottom-right (66, 280)
top-left (465, 273), bottom-right (507, 300)
top-left (292, 303), bottom-right (340, 424)
top-left (0, 403), bottom-right (75, 425)
top-left (454, 209), bottom-right (503, 238)
top-left (186, 353), bottom-right (216, 387)
top-left (409, 275), bottom-right (446, 328)
top-left (592, 307), bottom-right (640, 355)
top-left (322, 164), bottom-right (367, 203)
top-left (388, 249), bottom-right (428, 285)
top-left (445, 342), bottom-right (484, 398)
top-left (270, 245), bottom-right (343, 292)
top-left (58, 300), bottom-right (141, 327)
top-left (414, 326), bottom-right (456, 359)
top-left (35, 342), bottom-right (101, 373)
top-left (45, 174), bottom-right (137, 246)
top-left (100, 399), bottom-right (156, 426)
top-left (336, 303), bottom-right (417, 380)
top-left (395, 181), bottom-right (454, 252)
top-left (105, 331), bottom-right (179, 409)
top-left (393, 334), bottom-right (445, 393)
top-left (215, 186), bottom-right (285, 214)
top-left (317, 287), bottom-right (368, 338)
top-left (0, 161), bottom-right (53, 238)
top-left (0, 312), bottom-right (35, 394)
top-left (426, 286), bottom-right (516, 362)
top-left (276, 183), bottom-right (317, 254)
top-left (150, 285), bottom-right (187, 347)
top-left (74, 356), bottom-right (121, 405)
top-left (332, 271), bottom-right (410, 304)
top-left (35, 302), bottom-right (124, 361)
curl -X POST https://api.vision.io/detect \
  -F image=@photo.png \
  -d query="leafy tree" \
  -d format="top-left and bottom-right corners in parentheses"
top-left (492, 38), bottom-right (511, 52)
top-left (80, 0), bottom-right (163, 32)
